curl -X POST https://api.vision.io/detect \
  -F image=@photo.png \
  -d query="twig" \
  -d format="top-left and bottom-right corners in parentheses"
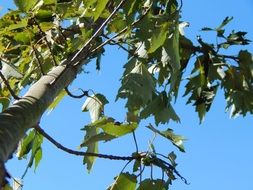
top-left (91, 6), bottom-right (151, 54)
top-left (32, 18), bottom-right (58, 66)
top-left (64, 87), bottom-right (88, 99)
top-left (101, 34), bottom-right (138, 58)
top-left (180, 43), bottom-right (239, 61)
top-left (32, 45), bottom-right (45, 75)
top-left (150, 164), bottom-right (154, 180)
top-left (34, 124), bottom-right (143, 161)
top-left (136, 164), bottom-right (145, 179)
top-left (132, 132), bottom-right (139, 153)
top-left (49, 0), bottom-right (128, 86)
top-left (0, 71), bottom-right (21, 100)
top-left (70, 0), bottom-right (128, 65)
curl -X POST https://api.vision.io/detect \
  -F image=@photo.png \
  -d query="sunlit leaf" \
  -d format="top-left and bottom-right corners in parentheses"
top-left (216, 16), bottom-right (233, 31)
top-left (93, 0), bottom-right (110, 21)
top-left (108, 172), bottom-right (137, 190)
top-left (81, 117), bottom-right (138, 143)
top-left (82, 127), bottom-right (99, 172)
top-left (34, 147), bottom-right (42, 171)
top-left (16, 130), bottom-right (35, 159)
top-left (140, 92), bottom-right (180, 125)
top-left (137, 179), bottom-right (167, 190)
top-left (48, 89), bottom-right (67, 114)
top-left (148, 22), bottom-right (169, 53)
top-left (117, 62), bottom-right (156, 110)
top-left (147, 124), bottom-right (185, 152)
top-left (82, 93), bottom-right (109, 122)
top-left (14, 0), bottom-right (38, 12)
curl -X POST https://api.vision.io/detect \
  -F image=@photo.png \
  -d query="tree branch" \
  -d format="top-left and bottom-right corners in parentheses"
top-left (32, 18), bottom-right (58, 66)
top-left (91, 6), bottom-right (151, 54)
top-left (34, 124), bottom-right (142, 161)
top-left (32, 45), bottom-right (45, 75)
top-left (70, 0), bottom-right (128, 65)
top-left (64, 87), bottom-right (88, 99)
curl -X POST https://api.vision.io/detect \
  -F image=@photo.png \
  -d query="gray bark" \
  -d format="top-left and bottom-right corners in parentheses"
top-left (0, 61), bottom-right (80, 184)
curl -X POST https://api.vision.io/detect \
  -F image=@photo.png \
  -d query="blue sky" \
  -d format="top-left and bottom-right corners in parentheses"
top-left (1, 0), bottom-right (253, 189)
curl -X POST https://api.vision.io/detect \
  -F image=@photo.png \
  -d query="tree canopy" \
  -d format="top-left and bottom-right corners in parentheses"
top-left (0, 0), bottom-right (252, 189)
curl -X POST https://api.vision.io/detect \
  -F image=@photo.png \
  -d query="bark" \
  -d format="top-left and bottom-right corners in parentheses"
top-left (0, 61), bottom-right (80, 185)
top-left (0, 1), bottom-right (127, 185)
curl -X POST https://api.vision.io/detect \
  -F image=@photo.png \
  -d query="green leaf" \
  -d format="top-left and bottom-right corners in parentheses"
top-left (148, 22), bottom-right (169, 53)
top-left (216, 16), bottom-right (233, 31)
top-left (107, 13), bottom-right (127, 33)
top-left (7, 18), bottom-right (28, 31)
top-left (164, 25), bottom-right (181, 72)
top-left (93, 0), bottom-right (110, 21)
top-left (83, 117), bottom-right (138, 138)
top-left (16, 130), bottom-right (35, 159)
top-left (117, 62), bottom-right (156, 110)
top-left (137, 179), bottom-right (167, 190)
top-left (14, 0), bottom-right (38, 12)
top-left (196, 103), bottom-right (206, 123)
top-left (44, 0), bottom-right (56, 4)
top-left (133, 159), bottom-right (141, 172)
top-left (0, 97), bottom-right (10, 111)
top-left (108, 172), bottom-right (137, 190)
top-left (82, 127), bottom-right (99, 172)
top-left (140, 92), bottom-right (180, 125)
top-left (31, 132), bottom-right (43, 171)
top-left (14, 31), bottom-right (34, 44)
top-left (238, 50), bottom-right (253, 79)
top-left (34, 147), bottom-right (42, 170)
top-left (147, 124), bottom-right (185, 152)
top-left (48, 89), bottom-right (67, 113)
top-left (80, 132), bottom-right (115, 147)
top-left (82, 93), bottom-right (109, 122)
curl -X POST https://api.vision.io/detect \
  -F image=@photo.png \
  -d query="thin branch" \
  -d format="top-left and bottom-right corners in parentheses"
top-left (49, 0), bottom-right (128, 86)
top-left (65, 87), bottom-right (88, 99)
top-left (32, 45), bottom-right (45, 75)
top-left (101, 34), bottom-right (139, 58)
top-left (161, 170), bottom-right (165, 189)
top-left (181, 43), bottom-right (239, 61)
top-left (178, 0), bottom-right (183, 12)
top-left (150, 164), bottom-right (154, 180)
top-left (32, 18), bottom-right (58, 66)
top-left (136, 164), bottom-right (145, 179)
top-left (102, 34), bottom-right (132, 53)
top-left (34, 124), bottom-right (143, 161)
top-left (91, 6), bottom-right (151, 54)
top-left (0, 71), bottom-right (21, 100)
top-left (71, 0), bottom-right (128, 65)
top-left (132, 131), bottom-right (139, 153)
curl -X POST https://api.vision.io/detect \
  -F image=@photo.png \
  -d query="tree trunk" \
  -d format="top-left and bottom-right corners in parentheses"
top-left (0, 61), bottom-right (80, 185)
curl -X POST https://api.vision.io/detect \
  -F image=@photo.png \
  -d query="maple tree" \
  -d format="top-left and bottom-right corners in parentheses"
top-left (0, 0), bottom-right (252, 189)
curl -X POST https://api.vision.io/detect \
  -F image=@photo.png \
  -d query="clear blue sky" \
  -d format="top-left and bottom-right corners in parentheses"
top-left (1, 1), bottom-right (253, 189)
